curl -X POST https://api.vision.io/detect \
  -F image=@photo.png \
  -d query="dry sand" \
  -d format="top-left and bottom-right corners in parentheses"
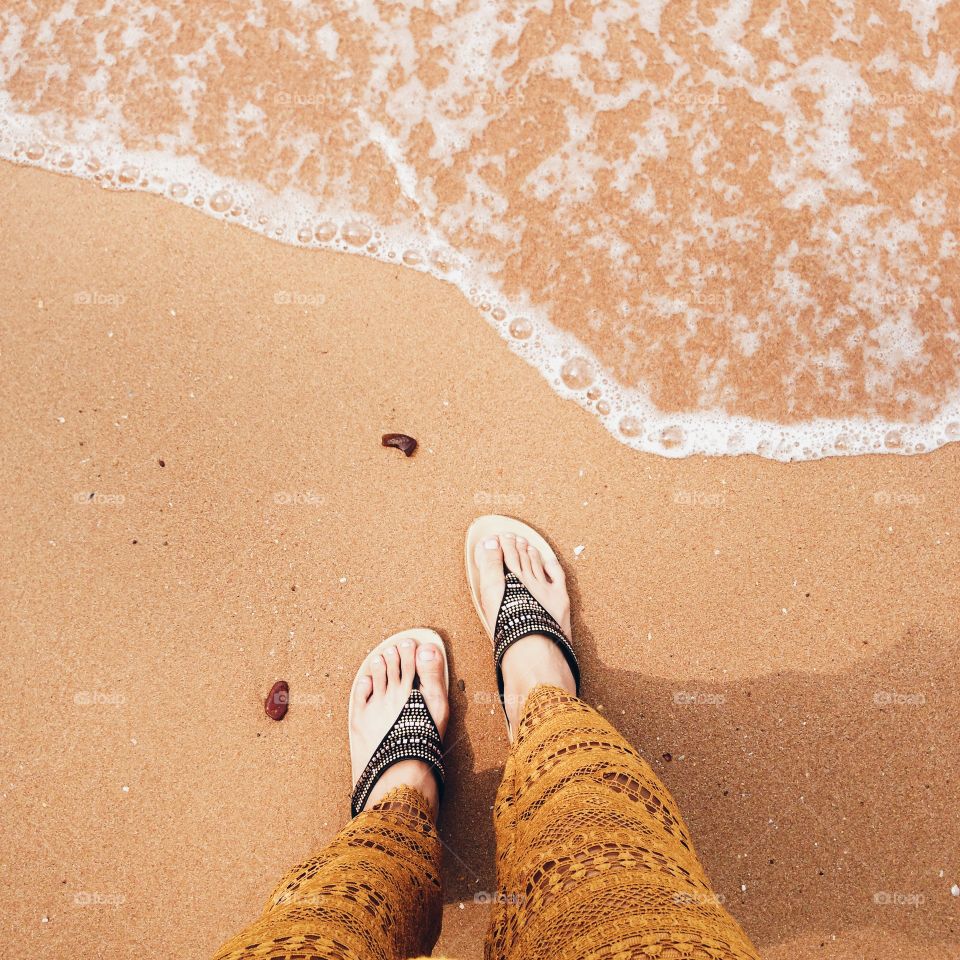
top-left (1, 164), bottom-right (958, 959)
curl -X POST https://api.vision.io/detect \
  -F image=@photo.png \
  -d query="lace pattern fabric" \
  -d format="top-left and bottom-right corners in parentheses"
top-left (211, 789), bottom-right (442, 960)
top-left (486, 686), bottom-right (760, 960)
top-left (212, 686), bottom-right (759, 960)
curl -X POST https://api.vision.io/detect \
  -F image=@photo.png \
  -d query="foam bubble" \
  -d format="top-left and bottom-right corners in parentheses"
top-left (509, 318), bottom-right (532, 340)
top-left (209, 190), bottom-right (232, 213)
top-left (342, 222), bottom-right (372, 246)
top-left (560, 357), bottom-right (594, 391)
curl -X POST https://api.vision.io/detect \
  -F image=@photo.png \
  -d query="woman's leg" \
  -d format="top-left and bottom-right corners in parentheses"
top-left (212, 786), bottom-right (442, 960)
top-left (212, 638), bottom-right (449, 960)
top-left (472, 532), bottom-right (759, 960)
top-left (487, 687), bottom-right (759, 960)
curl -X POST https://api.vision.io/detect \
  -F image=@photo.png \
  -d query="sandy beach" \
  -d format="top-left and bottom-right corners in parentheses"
top-left (1, 164), bottom-right (958, 958)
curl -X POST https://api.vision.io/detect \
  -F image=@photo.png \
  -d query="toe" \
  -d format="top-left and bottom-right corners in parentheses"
top-left (417, 644), bottom-right (449, 737)
top-left (516, 536), bottom-right (533, 576)
top-left (398, 638), bottom-right (417, 686)
top-left (475, 535), bottom-right (504, 575)
top-left (501, 532), bottom-right (523, 576)
top-left (527, 543), bottom-right (546, 580)
top-left (475, 536), bottom-right (506, 632)
top-left (543, 551), bottom-right (565, 585)
top-left (383, 645), bottom-right (401, 687)
top-left (370, 653), bottom-right (387, 696)
top-left (352, 673), bottom-right (373, 712)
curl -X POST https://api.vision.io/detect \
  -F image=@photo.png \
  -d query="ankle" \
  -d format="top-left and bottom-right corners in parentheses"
top-left (501, 634), bottom-right (576, 729)
top-left (365, 761), bottom-right (440, 820)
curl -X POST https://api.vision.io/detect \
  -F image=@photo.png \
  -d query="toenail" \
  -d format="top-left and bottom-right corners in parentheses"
top-left (400, 639), bottom-right (413, 647)
top-left (385, 647), bottom-right (396, 656)
top-left (517, 537), bottom-right (527, 546)
top-left (483, 538), bottom-right (498, 549)
top-left (419, 648), bottom-right (436, 661)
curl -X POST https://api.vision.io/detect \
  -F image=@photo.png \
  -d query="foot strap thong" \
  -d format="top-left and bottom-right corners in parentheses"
top-left (350, 689), bottom-right (445, 818)
top-left (493, 569), bottom-right (581, 722)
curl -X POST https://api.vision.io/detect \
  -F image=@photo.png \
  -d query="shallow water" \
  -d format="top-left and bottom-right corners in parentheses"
top-left (2, 0), bottom-right (958, 459)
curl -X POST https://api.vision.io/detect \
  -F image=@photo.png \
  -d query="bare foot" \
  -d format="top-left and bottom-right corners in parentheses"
top-left (474, 532), bottom-right (576, 734)
top-left (350, 637), bottom-right (449, 818)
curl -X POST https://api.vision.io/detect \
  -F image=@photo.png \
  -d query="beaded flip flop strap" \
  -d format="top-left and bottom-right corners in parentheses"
top-left (493, 570), bottom-right (580, 713)
top-left (350, 688), bottom-right (445, 818)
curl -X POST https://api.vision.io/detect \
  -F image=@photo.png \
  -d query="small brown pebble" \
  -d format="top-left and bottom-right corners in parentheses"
top-left (662, 752), bottom-right (672, 762)
top-left (265, 680), bottom-right (289, 720)
top-left (381, 433), bottom-right (417, 457)
top-left (457, 679), bottom-right (465, 692)
top-left (158, 459), bottom-right (165, 467)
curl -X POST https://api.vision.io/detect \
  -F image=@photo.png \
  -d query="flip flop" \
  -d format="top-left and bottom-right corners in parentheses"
top-left (465, 515), bottom-right (580, 739)
top-left (348, 628), bottom-right (448, 818)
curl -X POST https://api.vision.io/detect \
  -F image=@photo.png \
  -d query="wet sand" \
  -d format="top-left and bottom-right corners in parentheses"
top-left (1, 164), bottom-right (958, 959)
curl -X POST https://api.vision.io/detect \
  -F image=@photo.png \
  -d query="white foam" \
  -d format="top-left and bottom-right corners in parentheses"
top-left (898, 0), bottom-right (951, 57)
top-left (1, 1), bottom-right (959, 461)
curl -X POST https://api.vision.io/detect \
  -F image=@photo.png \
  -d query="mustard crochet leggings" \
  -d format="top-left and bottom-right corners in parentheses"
top-left (212, 686), bottom-right (760, 960)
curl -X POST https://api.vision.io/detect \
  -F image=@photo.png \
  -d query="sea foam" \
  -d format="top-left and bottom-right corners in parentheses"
top-left (1, 0), bottom-right (958, 460)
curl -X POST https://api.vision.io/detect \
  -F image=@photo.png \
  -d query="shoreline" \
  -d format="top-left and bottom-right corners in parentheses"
top-left (3, 133), bottom-right (957, 462)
